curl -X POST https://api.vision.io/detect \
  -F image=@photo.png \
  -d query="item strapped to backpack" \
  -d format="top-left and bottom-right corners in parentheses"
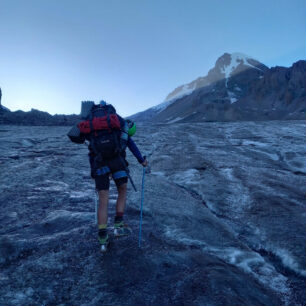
top-left (78, 105), bottom-right (121, 133)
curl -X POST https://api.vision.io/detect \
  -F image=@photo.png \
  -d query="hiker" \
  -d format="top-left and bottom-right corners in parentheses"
top-left (68, 100), bottom-right (148, 251)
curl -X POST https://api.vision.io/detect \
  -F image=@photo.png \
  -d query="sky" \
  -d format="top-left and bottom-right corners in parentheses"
top-left (0, 0), bottom-right (305, 117)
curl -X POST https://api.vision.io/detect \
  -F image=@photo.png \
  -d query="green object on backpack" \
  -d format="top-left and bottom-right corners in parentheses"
top-left (127, 120), bottom-right (136, 136)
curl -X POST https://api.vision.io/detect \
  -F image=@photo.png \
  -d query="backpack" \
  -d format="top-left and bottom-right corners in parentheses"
top-left (78, 104), bottom-right (128, 159)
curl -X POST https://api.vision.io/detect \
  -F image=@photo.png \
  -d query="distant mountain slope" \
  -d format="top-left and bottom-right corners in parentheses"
top-left (237, 60), bottom-right (306, 118)
top-left (165, 52), bottom-right (268, 103)
top-left (0, 108), bottom-right (80, 126)
top-left (131, 53), bottom-right (306, 122)
top-left (2, 53), bottom-right (306, 125)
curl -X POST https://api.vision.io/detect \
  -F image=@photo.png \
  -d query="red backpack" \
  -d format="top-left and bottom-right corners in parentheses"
top-left (78, 104), bottom-right (124, 159)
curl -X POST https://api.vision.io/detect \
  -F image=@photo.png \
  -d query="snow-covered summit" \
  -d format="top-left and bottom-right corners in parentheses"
top-left (129, 52), bottom-right (271, 122)
top-left (219, 53), bottom-right (263, 86)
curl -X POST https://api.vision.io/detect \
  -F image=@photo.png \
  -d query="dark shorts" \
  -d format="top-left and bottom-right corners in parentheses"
top-left (94, 156), bottom-right (128, 191)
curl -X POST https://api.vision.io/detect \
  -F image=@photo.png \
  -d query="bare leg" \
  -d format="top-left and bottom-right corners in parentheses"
top-left (98, 189), bottom-right (109, 225)
top-left (116, 183), bottom-right (127, 214)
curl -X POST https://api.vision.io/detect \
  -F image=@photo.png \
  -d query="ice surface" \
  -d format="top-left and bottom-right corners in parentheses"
top-left (0, 122), bottom-right (305, 305)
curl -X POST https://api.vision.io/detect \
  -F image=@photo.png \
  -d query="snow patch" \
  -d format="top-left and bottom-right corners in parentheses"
top-left (164, 226), bottom-right (206, 248)
top-left (8, 211), bottom-right (18, 218)
top-left (273, 248), bottom-right (306, 277)
top-left (242, 140), bottom-right (268, 147)
top-left (209, 247), bottom-right (290, 295)
top-left (163, 228), bottom-right (290, 297)
top-left (163, 83), bottom-right (197, 105)
top-left (151, 171), bottom-right (165, 176)
top-left (152, 100), bottom-right (175, 113)
top-left (35, 180), bottom-right (69, 192)
top-left (153, 83), bottom-right (196, 113)
top-left (167, 117), bottom-right (184, 124)
top-left (172, 169), bottom-right (201, 185)
top-left (45, 209), bottom-right (92, 221)
top-left (222, 53), bottom-right (262, 87)
top-left (227, 90), bottom-right (237, 104)
top-left (70, 191), bottom-right (92, 199)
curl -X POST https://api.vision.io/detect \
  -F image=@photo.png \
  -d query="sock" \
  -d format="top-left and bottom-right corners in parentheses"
top-left (115, 212), bottom-right (124, 223)
top-left (98, 224), bottom-right (107, 230)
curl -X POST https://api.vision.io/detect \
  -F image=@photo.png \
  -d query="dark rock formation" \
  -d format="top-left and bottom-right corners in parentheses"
top-left (0, 108), bottom-right (80, 126)
top-left (0, 88), bottom-right (11, 115)
top-left (237, 60), bottom-right (306, 118)
top-left (0, 86), bottom-right (81, 125)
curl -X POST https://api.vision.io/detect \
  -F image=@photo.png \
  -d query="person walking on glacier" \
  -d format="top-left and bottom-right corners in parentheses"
top-left (68, 100), bottom-right (147, 252)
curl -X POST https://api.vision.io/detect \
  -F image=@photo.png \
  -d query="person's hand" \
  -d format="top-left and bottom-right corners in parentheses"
top-left (142, 159), bottom-right (148, 167)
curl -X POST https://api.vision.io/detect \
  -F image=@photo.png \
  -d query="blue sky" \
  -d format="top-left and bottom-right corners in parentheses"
top-left (0, 0), bottom-right (305, 117)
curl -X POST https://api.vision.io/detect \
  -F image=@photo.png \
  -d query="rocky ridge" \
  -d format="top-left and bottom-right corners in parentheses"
top-left (0, 87), bottom-right (81, 126)
top-left (130, 53), bottom-right (306, 122)
top-left (0, 108), bottom-right (80, 126)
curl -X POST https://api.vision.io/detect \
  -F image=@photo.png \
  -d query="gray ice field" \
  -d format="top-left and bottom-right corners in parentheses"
top-left (0, 121), bottom-right (305, 305)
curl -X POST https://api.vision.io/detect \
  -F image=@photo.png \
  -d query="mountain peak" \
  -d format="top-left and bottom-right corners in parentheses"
top-left (130, 55), bottom-right (306, 123)
top-left (215, 52), bottom-right (266, 80)
top-left (163, 52), bottom-right (267, 104)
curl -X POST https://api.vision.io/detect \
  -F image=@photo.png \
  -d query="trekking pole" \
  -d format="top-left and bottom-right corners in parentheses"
top-left (94, 190), bottom-right (98, 225)
top-left (118, 155), bottom-right (137, 192)
top-left (126, 170), bottom-right (137, 192)
top-left (138, 166), bottom-right (146, 248)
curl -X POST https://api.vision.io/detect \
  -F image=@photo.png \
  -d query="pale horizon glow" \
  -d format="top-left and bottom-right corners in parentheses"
top-left (0, 0), bottom-right (305, 117)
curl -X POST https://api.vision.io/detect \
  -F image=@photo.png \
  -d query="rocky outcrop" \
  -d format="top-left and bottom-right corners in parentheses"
top-left (237, 60), bottom-right (306, 118)
top-left (0, 88), bottom-right (7, 112)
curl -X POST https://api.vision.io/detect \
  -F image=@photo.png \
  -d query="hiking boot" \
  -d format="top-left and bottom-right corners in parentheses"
top-left (98, 230), bottom-right (109, 252)
top-left (114, 221), bottom-right (132, 237)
